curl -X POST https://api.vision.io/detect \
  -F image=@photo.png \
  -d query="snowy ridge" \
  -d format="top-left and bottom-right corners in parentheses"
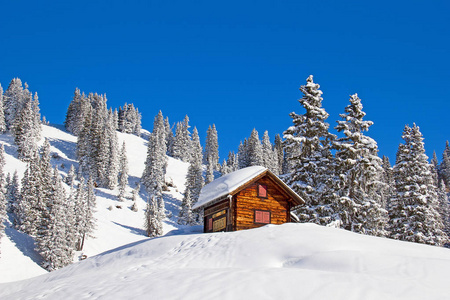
top-left (193, 166), bottom-right (266, 209)
top-left (1, 223), bottom-right (450, 299)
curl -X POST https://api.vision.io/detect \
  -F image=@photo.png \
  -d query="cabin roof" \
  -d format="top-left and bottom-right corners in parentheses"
top-left (192, 166), bottom-right (305, 210)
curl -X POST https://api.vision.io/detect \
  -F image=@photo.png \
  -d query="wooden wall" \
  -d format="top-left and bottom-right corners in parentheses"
top-left (234, 176), bottom-right (290, 231)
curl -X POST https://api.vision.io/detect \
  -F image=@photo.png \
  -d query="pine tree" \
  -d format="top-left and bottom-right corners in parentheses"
top-left (381, 155), bottom-right (394, 210)
top-left (274, 134), bottom-right (285, 175)
top-left (5, 170), bottom-right (20, 217)
top-left (77, 177), bottom-right (97, 251)
top-left (262, 131), bottom-right (279, 174)
top-left (173, 116), bottom-right (192, 162)
top-left (0, 84), bottom-right (6, 133)
top-left (247, 129), bottom-right (264, 166)
top-left (440, 141), bottom-right (450, 189)
top-left (77, 106), bottom-right (93, 176)
top-left (145, 195), bottom-right (163, 237)
top-left (131, 183), bottom-right (140, 212)
top-left (118, 142), bottom-right (129, 202)
top-left (4, 78), bottom-right (25, 130)
top-left (65, 88), bottom-right (90, 136)
top-left (204, 124), bottom-right (219, 170)
top-left (226, 151), bottom-right (238, 172)
top-left (142, 111), bottom-right (167, 197)
top-left (17, 152), bottom-right (42, 235)
top-left (180, 127), bottom-right (204, 223)
top-left (437, 180), bottom-right (450, 240)
top-left (105, 109), bottom-right (120, 189)
top-left (283, 75), bottom-right (337, 225)
top-left (164, 117), bottom-right (174, 156)
top-left (13, 94), bottom-right (39, 161)
top-left (238, 139), bottom-right (249, 169)
top-left (65, 165), bottom-right (76, 187)
top-left (389, 124), bottom-right (447, 246)
top-left (178, 189), bottom-right (195, 225)
top-left (0, 145), bottom-right (6, 257)
top-left (333, 94), bottom-right (388, 236)
top-left (36, 167), bottom-right (73, 271)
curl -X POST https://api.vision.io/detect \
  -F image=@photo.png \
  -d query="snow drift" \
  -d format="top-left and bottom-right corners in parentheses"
top-left (1, 223), bottom-right (450, 300)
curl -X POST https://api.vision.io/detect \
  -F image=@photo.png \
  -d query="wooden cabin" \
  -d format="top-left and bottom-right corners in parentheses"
top-left (192, 166), bottom-right (304, 232)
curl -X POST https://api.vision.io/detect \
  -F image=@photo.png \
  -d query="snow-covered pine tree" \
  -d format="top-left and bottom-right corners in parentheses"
top-left (17, 151), bottom-right (42, 235)
top-left (105, 109), bottom-right (120, 189)
top-left (0, 145), bottom-right (6, 256)
top-left (36, 167), bottom-right (73, 271)
top-left (118, 142), bottom-right (129, 202)
top-left (204, 124), bottom-right (219, 169)
top-left (0, 84), bottom-right (6, 133)
top-left (238, 139), bottom-right (249, 169)
top-left (4, 78), bottom-right (25, 130)
top-left (13, 94), bottom-right (39, 161)
top-left (65, 165), bottom-right (76, 187)
top-left (131, 183), bottom-right (140, 212)
top-left (180, 127), bottom-right (204, 223)
top-left (145, 195), bottom-right (163, 237)
top-left (77, 105), bottom-right (94, 177)
top-left (165, 117), bottom-right (174, 156)
top-left (389, 124), bottom-right (447, 246)
top-left (65, 88), bottom-right (90, 136)
top-left (283, 75), bottom-right (337, 225)
top-left (262, 131), bottom-right (279, 175)
top-left (440, 141), bottom-right (450, 189)
top-left (32, 92), bottom-right (42, 141)
top-left (79, 177), bottom-right (97, 250)
top-left (6, 170), bottom-right (20, 218)
top-left (118, 103), bottom-right (142, 136)
top-left (381, 155), bottom-right (394, 210)
top-left (333, 93), bottom-right (388, 236)
top-left (226, 151), bottom-right (238, 173)
top-left (274, 134), bottom-right (285, 175)
top-left (142, 111), bottom-right (167, 230)
top-left (247, 129), bottom-right (264, 167)
top-left (437, 179), bottom-right (450, 241)
top-left (178, 189), bottom-right (195, 225)
top-left (173, 116), bottom-right (192, 162)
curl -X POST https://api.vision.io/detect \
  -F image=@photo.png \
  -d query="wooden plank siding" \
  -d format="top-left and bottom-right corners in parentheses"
top-left (234, 176), bottom-right (291, 231)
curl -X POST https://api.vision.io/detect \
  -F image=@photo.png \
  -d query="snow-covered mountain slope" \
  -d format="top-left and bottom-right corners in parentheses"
top-left (1, 223), bottom-right (450, 300)
top-left (0, 124), bottom-right (189, 282)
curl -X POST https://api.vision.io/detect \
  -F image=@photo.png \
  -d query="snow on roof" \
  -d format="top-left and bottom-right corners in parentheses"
top-left (193, 166), bottom-right (267, 210)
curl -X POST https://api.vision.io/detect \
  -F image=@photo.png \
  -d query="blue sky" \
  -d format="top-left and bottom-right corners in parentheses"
top-left (1, 0), bottom-right (449, 163)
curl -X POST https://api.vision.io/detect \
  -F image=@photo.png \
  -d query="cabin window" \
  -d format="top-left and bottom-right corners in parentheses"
top-left (257, 184), bottom-right (268, 198)
top-left (208, 218), bottom-right (213, 231)
top-left (254, 210), bottom-right (271, 224)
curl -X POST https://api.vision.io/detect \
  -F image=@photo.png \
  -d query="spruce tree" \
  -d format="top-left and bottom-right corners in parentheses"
top-left (118, 142), bottom-right (129, 202)
top-left (389, 124), bottom-right (447, 246)
top-left (283, 75), bottom-right (337, 225)
top-left (13, 94), bottom-right (39, 161)
top-left (36, 167), bottom-right (73, 271)
top-left (65, 165), bottom-right (76, 187)
top-left (180, 127), bottom-right (204, 223)
top-left (145, 195), bottom-right (163, 237)
top-left (173, 116), bottom-right (192, 162)
top-left (131, 183), bottom-right (140, 212)
top-left (0, 145), bottom-right (6, 257)
top-left (238, 139), bottom-right (249, 169)
top-left (0, 84), bottom-right (6, 133)
top-left (65, 88), bottom-right (90, 136)
top-left (204, 124), bottom-right (219, 170)
top-left (440, 141), bottom-right (450, 189)
top-left (164, 117), bottom-right (174, 156)
top-left (105, 109), bottom-right (120, 189)
top-left (333, 94), bottom-right (388, 236)
top-left (4, 78), bottom-right (25, 130)
top-left (262, 131), bottom-right (279, 174)
top-left (274, 134), bottom-right (285, 175)
top-left (247, 129), bottom-right (264, 167)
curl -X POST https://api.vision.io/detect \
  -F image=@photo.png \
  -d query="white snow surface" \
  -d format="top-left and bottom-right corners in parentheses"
top-left (1, 125), bottom-right (450, 299)
top-left (193, 166), bottom-right (267, 209)
top-left (1, 223), bottom-right (450, 300)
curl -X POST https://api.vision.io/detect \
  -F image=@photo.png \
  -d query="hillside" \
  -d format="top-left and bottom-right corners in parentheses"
top-left (1, 223), bottom-right (450, 300)
top-left (0, 125), bottom-right (450, 300)
top-left (0, 124), bottom-right (189, 282)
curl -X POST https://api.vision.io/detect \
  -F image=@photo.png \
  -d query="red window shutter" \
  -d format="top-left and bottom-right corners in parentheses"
top-left (258, 184), bottom-right (267, 198)
top-left (208, 218), bottom-right (213, 230)
top-left (262, 211), bottom-right (270, 224)
top-left (255, 210), bottom-right (263, 223)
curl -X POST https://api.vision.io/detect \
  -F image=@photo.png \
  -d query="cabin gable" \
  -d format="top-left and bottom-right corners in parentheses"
top-left (234, 175), bottom-right (292, 231)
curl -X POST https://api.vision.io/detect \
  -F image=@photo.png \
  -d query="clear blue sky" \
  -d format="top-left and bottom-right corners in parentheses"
top-left (1, 0), bottom-right (449, 163)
